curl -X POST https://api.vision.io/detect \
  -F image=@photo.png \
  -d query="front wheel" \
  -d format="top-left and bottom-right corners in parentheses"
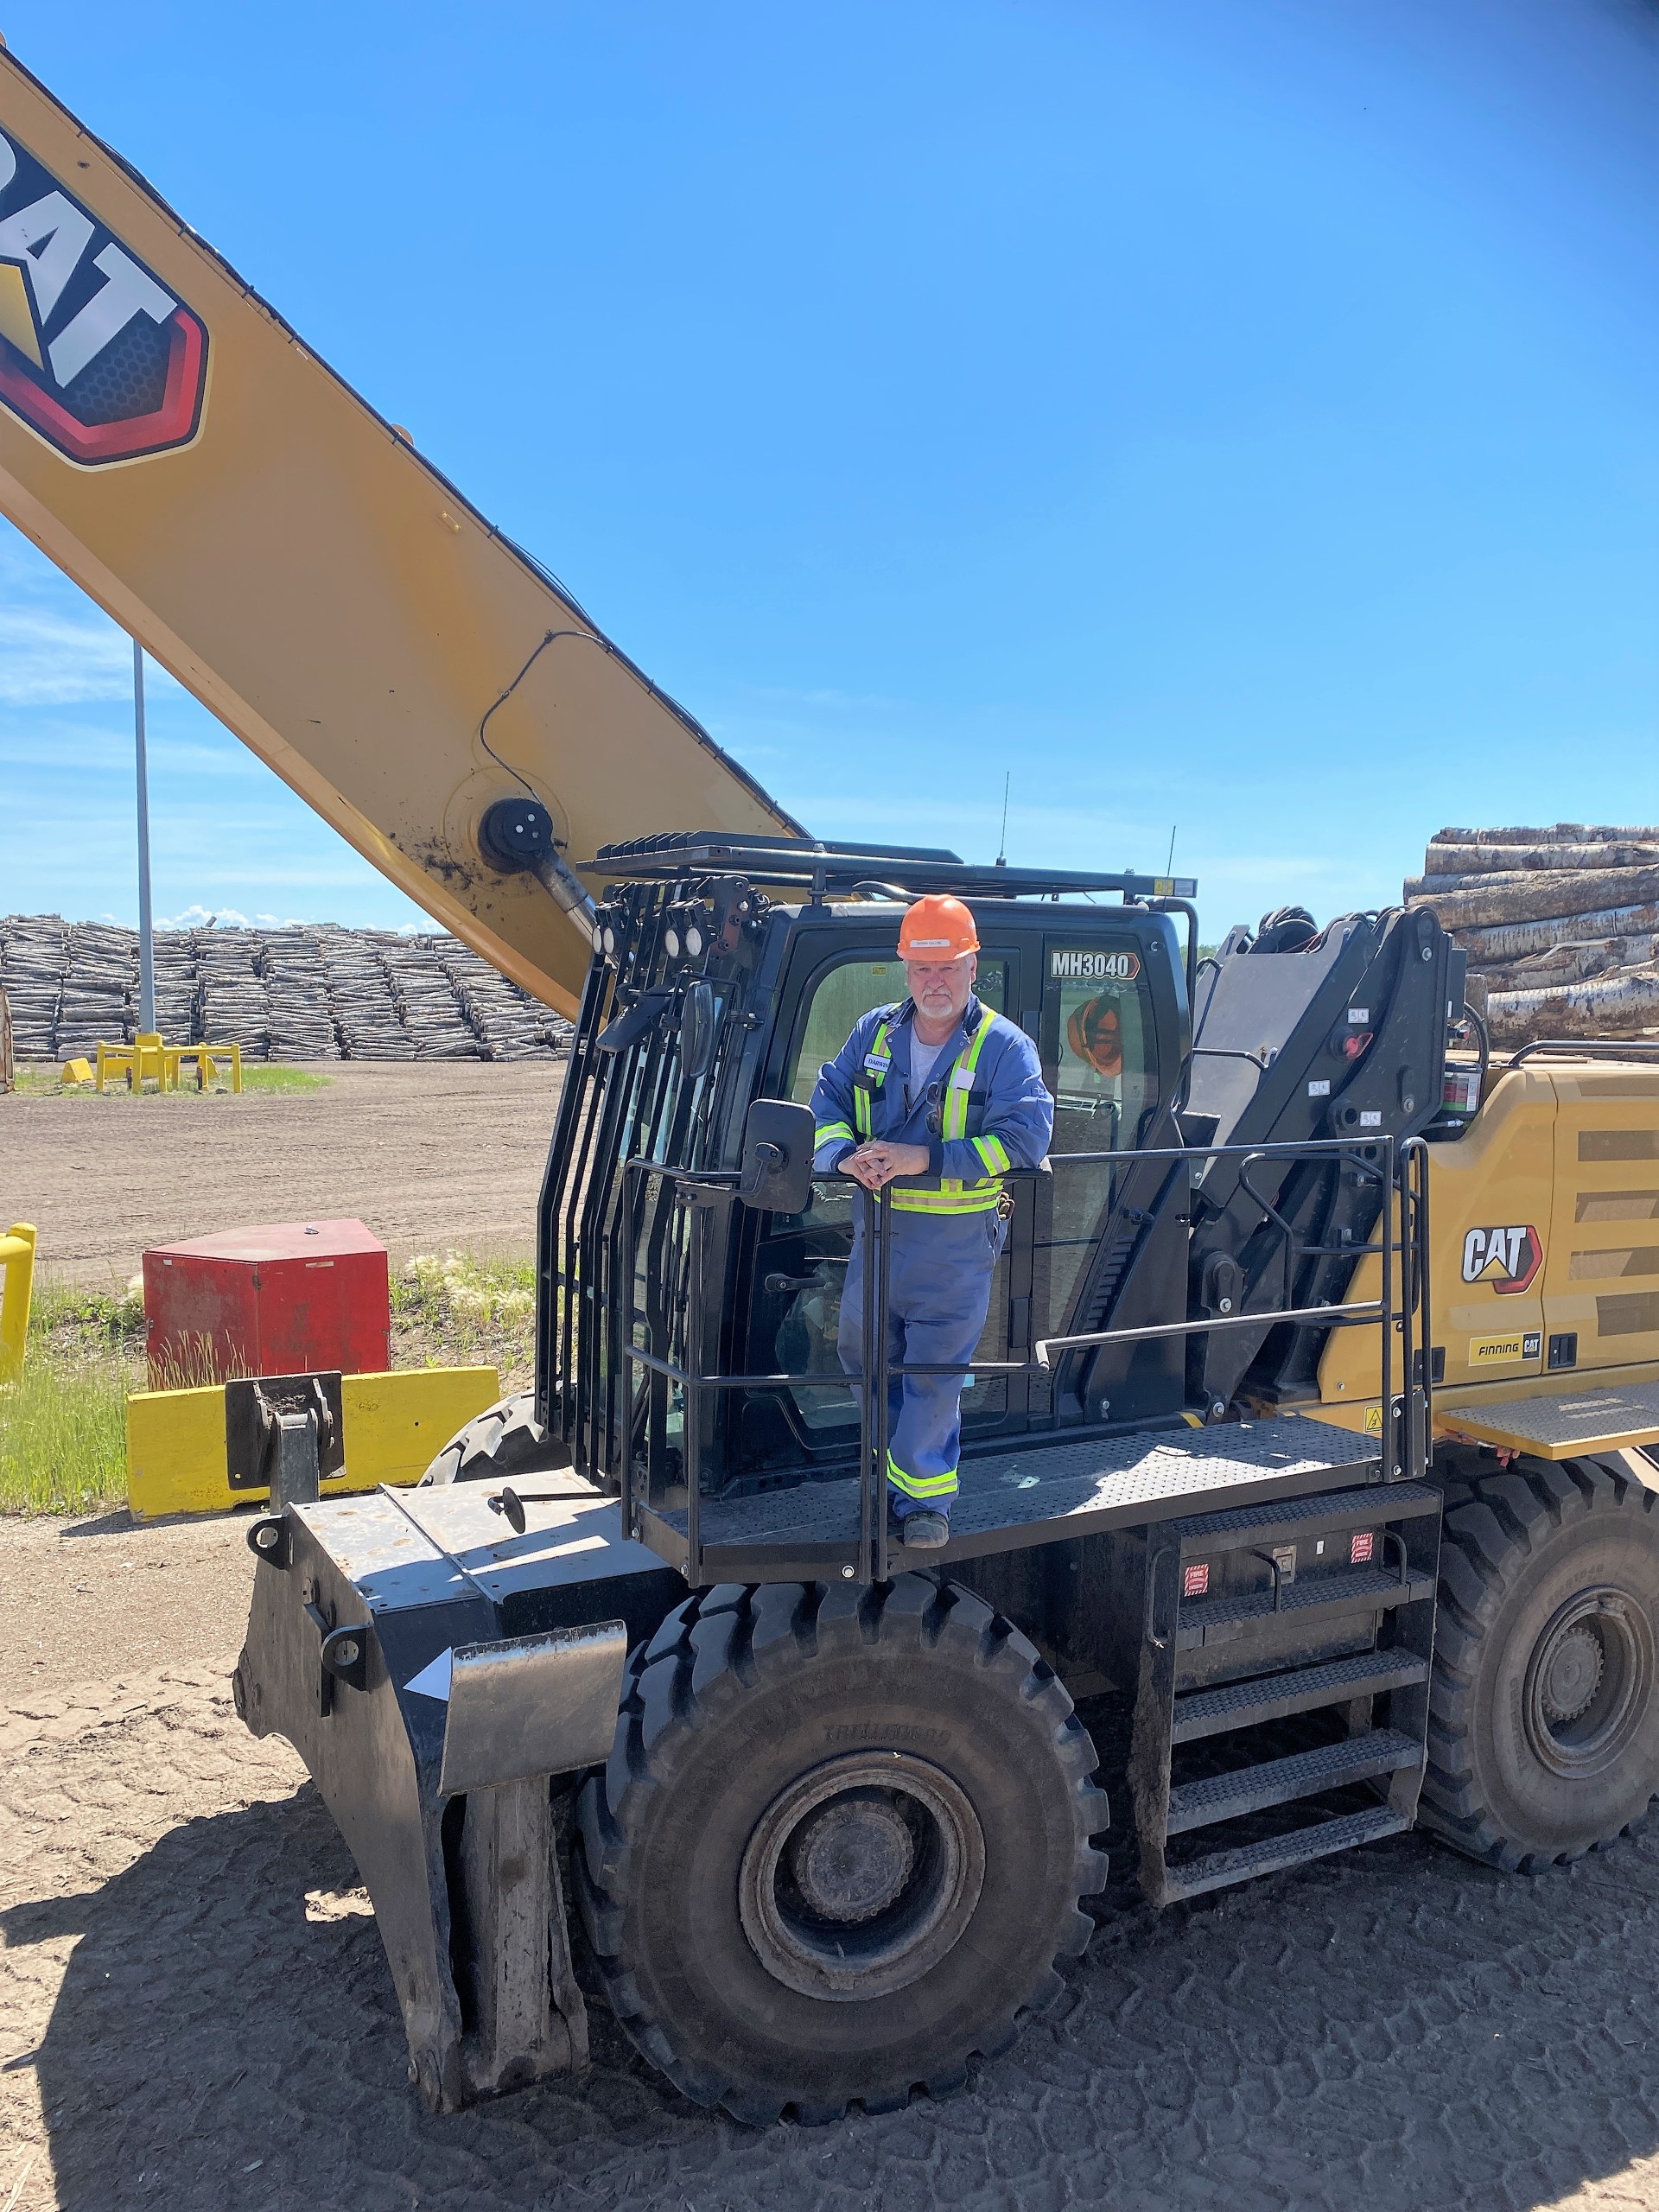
top-left (575, 1574), bottom-right (1108, 2124)
top-left (418, 1389), bottom-right (567, 1485)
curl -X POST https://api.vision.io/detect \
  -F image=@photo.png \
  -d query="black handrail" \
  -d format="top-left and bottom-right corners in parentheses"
top-left (622, 1129), bottom-right (1428, 1586)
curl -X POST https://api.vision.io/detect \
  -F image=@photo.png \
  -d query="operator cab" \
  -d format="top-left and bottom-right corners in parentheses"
top-left (537, 833), bottom-right (1460, 1532)
top-left (537, 835), bottom-right (1199, 1499)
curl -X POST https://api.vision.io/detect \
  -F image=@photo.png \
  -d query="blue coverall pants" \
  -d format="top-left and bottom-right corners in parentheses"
top-left (837, 1206), bottom-right (1006, 1519)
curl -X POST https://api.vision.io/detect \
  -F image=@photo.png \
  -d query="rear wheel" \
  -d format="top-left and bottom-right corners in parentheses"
top-left (1422, 1459), bottom-right (1659, 1870)
top-left (575, 1574), bottom-right (1108, 2123)
top-left (418, 1389), bottom-right (566, 1485)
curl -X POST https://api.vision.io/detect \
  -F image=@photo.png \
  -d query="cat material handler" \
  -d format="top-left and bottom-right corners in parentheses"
top-left (238, 838), bottom-right (1659, 2121)
top-left (3, 43), bottom-right (1656, 2132)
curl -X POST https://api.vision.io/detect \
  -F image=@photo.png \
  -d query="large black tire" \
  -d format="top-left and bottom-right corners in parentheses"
top-left (1421, 1458), bottom-right (1659, 1871)
top-left (418, 1389), bottom-right (566, 1485)
top-left (575, 1574), bottom-right (1108, 2124)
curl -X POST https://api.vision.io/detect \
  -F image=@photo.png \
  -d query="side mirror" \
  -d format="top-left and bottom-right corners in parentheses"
top-left (738, 1098), bottom-right (817, 1215)
top-left (680, 980), bottom-right (716, 1082)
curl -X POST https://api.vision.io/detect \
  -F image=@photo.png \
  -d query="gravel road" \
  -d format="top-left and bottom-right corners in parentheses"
top-left (3, 1512), bottom-right (1659, 2212)
top-left (0, 1063), bottom-right (563, 1286)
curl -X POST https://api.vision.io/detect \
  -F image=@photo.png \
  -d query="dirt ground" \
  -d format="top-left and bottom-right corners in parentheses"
top-left (3, 1516), bottom-right (1659, 2212)
top-left (0, 1063), bottom-right (563, 1287)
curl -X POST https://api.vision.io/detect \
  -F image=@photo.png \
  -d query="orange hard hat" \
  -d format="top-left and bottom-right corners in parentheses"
top-left (899, 893), bottom-right (979, 960)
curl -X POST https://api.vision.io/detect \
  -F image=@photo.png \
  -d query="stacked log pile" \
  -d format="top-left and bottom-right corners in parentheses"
top-left (0, 917), bottom-right (574, 1062)
top-left (150, 932), bottom-right (198, 1041)
top-left (381, 938), bottom-right (480, 1058)
top-left (55, 924), bottom-right (137, 1057)
top-left (1406, 827), bottom-right (1659, 1043)
top-left (195, 932), bottom-right (272, 1058)
top-left (262, 933), bottom-right (339, 1058)
top-left (431, 938), bottom-right (561, 1059)
top-left (0, 916), bottom-right (67, 1058)
top-left (313, 927), bottom-right (416, 1059)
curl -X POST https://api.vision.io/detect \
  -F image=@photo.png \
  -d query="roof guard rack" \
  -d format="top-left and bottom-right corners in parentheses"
top-left (586, 830), bottom-right (1198, 903)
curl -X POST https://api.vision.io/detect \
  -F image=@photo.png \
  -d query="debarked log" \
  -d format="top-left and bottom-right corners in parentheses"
top-left (1446, 904), bottom-right (1659, 964)
top-left (1409, 867), bottom-right (1659, 932)
top-left (1484, 965), bottom-right (1659, 1033)
top-left (1422, 840), bottom-right (1659, 876)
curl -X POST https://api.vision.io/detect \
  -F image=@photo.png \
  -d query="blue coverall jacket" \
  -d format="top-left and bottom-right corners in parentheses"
top-left (808, 996), bottom-right (1053, 1514)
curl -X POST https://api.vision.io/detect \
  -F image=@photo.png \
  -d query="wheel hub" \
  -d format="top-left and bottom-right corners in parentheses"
top-left (739, 1751), bottom-right (986, 2002)
top-left (1540, 1625), bottom-right (1604, 1723)
top-left (1523, 1586), bottom-right (1653, 1778)
top-left (788, 1793), bottom-right (916, 1923)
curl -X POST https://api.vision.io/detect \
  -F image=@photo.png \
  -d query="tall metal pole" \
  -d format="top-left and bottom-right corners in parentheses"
top-left (134, 639), bottom-right (156, 1035)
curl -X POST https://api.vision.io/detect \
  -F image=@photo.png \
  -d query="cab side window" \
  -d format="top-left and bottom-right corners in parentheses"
top-left (789, 959), bottom-right (906, 1103)
top-left (1039, 948), bottom-right (1158, 1334)
top-left (786, 954), bottom-right (1008, 1102)
top-left (1049, 967), bottom-right (1154, 1155)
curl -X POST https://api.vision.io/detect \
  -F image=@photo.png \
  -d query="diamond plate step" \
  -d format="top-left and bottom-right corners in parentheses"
top-left (1178, 1562), bottom-right (1435, 1643)
top-left (1167, 1481), bottom-right (1440, 1555)
top-left (1160, 1805), bottom-right (1412, 1902)
top-left (1171, 1650), bottom-right (1430, 1743)
top-left (1165, 1727), bottom-right (1421, 1835)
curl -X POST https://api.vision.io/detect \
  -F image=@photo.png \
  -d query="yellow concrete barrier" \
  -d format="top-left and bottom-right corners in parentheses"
top-left (125, 1363), bottom-right (501, 1519)
top-left (0, 1221), bottom-right (38, 1387)
top-left (60, 1057), bottom-right (94, 1085)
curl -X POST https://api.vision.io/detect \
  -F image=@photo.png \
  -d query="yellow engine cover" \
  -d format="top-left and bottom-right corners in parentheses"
top-left (1317, 1060), bottom-right (1659, 1429)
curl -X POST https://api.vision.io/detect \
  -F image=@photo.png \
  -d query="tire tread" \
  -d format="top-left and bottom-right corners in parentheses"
top-left (575, 1573), bottom-right (1103, 2124)
top-left (1423, 1456), bottom-right (1659, 1872)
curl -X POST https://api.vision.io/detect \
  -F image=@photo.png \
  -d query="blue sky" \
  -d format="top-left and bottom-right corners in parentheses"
top-left (3, 0), bottom-right (1657, 937)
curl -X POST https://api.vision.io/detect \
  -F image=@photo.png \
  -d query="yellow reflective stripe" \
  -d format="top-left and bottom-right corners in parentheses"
top-left (972, 1133), bottom-right (1011, 1175)
top-left (891, 1187), bottom-right (1002, 1213)
top-left (855, 1018), bottom-right (893, 1138)
top-left (816, 1121), bottom-right (855, 1147)
top-left (887, 1452), bottom-right (959, 1498)
top-left (942, 1012), bottom-right (1000, 1142)
top-left (931, 1011), bottom-right (1005, 1195)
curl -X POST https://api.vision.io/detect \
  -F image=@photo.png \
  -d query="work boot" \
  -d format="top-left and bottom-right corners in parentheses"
top-left (893, 1507), bottom-right (950, 1551)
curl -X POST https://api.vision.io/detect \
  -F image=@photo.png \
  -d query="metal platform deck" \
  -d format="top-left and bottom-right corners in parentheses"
top-left (643, 1414), bottom-right (1384, 1578)
top-left (1435, 1380), bottom-right (1659, 1460)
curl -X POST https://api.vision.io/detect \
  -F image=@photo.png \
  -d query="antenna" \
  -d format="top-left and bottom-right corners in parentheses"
top-left (995, 772), bottom-right (1010, 868)
top-left (1166, 823), bottom-right (1177, 876)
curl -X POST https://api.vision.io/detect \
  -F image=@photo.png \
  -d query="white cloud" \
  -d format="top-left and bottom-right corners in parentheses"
top-left (157, 905), bottom-right (321, 931)
top-left (0, 604), bottom-right (136, 705)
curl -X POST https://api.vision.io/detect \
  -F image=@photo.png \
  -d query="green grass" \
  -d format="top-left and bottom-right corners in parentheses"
top-left (392, 1250), bottom-right (538, 1388)
top-left (0, 1349), bottom-right (137, 1515)
top-left (241, 1066), bottom-right (332, 1093)
top-left (14, 1064), bottom-right (331, 1098)
top-left (0, 1353), bottom-right (133, 1513)
top-left (0, 1281), bottom-right (144, 1514)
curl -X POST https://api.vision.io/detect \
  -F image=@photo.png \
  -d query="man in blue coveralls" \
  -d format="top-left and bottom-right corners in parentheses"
top-left (810, 895), bottom-right (1054, 1550)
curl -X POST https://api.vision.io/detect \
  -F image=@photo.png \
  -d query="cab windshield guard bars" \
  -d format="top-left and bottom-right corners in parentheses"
top-left (620, 1133), bottom-right (1432, 1590)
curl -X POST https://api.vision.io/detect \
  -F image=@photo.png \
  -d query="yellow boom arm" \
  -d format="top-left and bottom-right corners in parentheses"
top-left (0, 46), bottom-right (803, 1014)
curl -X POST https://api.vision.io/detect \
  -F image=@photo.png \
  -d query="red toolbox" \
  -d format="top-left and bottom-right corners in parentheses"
top-left (143, 1218), bottom-right (391, 1385)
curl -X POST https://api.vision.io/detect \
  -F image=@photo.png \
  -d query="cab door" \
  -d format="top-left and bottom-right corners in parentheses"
top-left (1035, 931), bottom-right (1188, 1427)
top-left (728, 929), bottom-right (1030, 1478)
